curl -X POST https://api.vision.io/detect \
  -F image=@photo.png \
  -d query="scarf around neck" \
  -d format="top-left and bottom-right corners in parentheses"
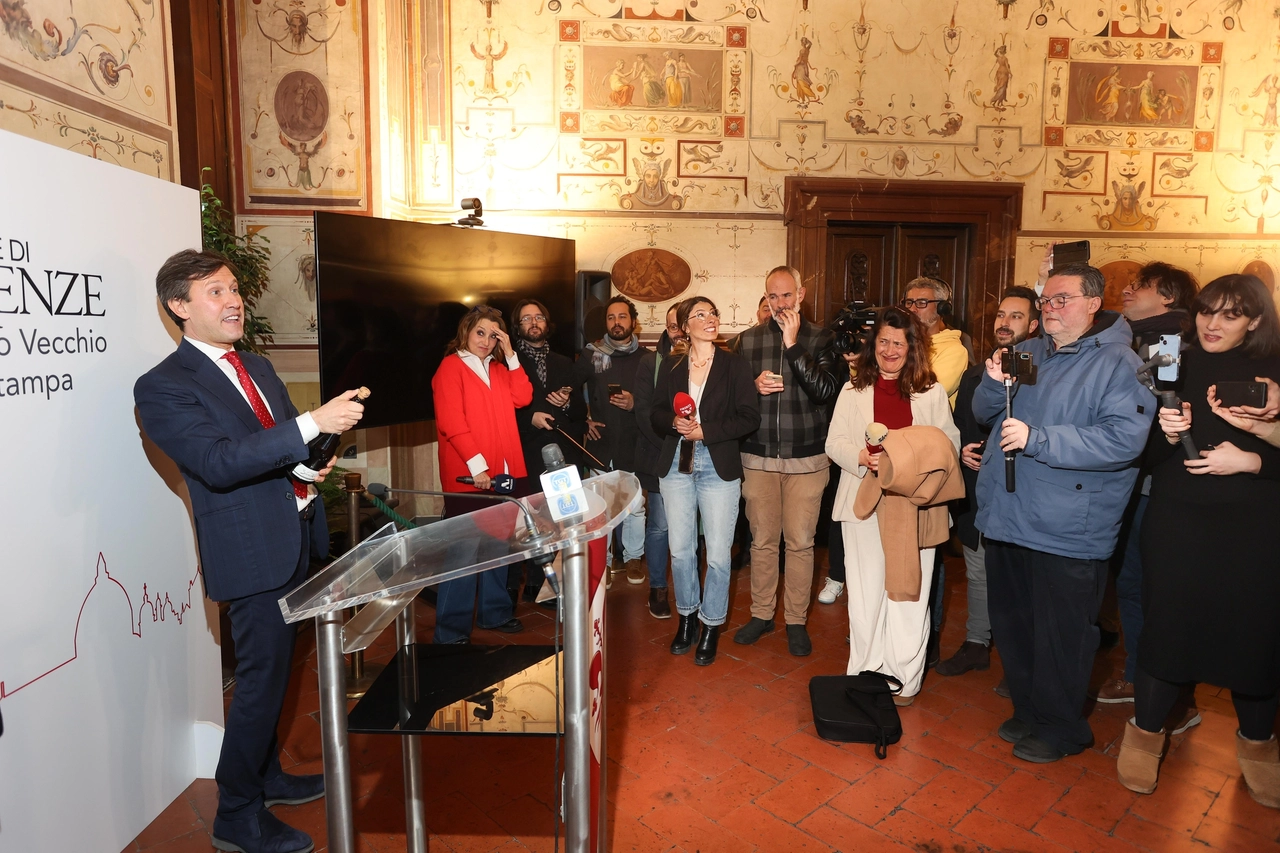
top-left (587, 334), bottom-right (639, 373)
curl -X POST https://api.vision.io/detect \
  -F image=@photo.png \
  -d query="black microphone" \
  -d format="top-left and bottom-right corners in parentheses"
top-left (542, 443), bottom-right (566, 471)
top-left (456, 473), bottom-right (516, 493)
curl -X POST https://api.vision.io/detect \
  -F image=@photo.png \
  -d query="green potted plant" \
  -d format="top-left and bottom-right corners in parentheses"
top-left (199, 173), bottom-right (275, 354)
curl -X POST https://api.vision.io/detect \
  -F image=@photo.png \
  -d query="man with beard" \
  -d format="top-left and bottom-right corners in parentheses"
top-left (936, 287), bottom-right (1039, 677)
top-left (1094, 263), bottom-right (1199, 711)
top-left (575, 296), bottom-right (647, 583)
top-left (511, 299), bottom-right (588, 602)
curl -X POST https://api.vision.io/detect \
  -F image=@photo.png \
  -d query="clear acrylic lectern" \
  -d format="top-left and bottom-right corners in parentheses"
top-left (279, 470), bottom-right (642, 853)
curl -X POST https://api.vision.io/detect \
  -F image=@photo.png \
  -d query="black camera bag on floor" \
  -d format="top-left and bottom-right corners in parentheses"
top-left (808, 671), bottom-right (904, 758)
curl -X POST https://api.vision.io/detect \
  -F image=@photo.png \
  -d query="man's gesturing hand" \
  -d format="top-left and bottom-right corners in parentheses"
top-left (312, 389), bottom-right (366, 434)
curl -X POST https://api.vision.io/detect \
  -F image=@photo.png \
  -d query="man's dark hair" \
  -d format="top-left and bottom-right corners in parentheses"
top-left (1136, 262), bottom-right (1198, 312)
top-left (605, 295), bottom-right (638, 320)
top-left (155, 249), bottom-right (237, 328)
top-left (511, 298), bottom-right (556, 337)
top-left (1001, 285), bottom-right (1041, 326)
top-left (1048, 263), bottom-right (1106, 300)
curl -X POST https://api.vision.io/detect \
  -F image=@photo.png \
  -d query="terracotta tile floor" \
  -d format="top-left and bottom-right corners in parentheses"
top-left (124, 553), bottom-right (1280, 852)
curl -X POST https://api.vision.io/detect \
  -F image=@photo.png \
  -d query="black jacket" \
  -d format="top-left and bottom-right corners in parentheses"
top-left (632, 348), bottom-right (668, 490)
top-left (651, 349), bottom-right (760, 481)
top-left (574, 343), bottom-right (643, 472)
top-left (515, 345), bottom-right (588, 476)
top-left (731, 317), bottom-right (841, 459)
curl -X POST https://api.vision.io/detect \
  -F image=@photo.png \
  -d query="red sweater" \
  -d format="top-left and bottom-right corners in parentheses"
top-left (432, 353), bottom-right (533, 492)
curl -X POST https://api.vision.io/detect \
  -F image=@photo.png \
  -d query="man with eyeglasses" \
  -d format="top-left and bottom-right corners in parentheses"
top-left (512, 299), bottom-right (588, 601)
top-left (901, 276), bottom-right (972, 409)
top-left (731, 265), bottom-right (842, 656)
top-left (972, 262), bottom-right (1154, 764)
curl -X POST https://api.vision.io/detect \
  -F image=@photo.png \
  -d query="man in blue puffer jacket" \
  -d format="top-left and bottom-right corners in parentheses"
top-left (973, 262), bottom-right (1155, 764)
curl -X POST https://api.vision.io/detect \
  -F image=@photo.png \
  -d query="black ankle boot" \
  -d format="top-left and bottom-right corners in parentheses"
top-left (694, 623), bottom-right (720, 666)
top-left (670, 614), bottom-right (697, 655)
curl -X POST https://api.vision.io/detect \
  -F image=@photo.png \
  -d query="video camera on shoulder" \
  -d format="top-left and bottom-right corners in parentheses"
top-left (1000, 347), bottom-right (1037, 384)
top-left (829, 301), bottom-right (880, 356)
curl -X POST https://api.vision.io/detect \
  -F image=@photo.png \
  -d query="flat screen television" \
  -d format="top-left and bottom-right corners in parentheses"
top-left (314, 212), bottom-right (577, 430)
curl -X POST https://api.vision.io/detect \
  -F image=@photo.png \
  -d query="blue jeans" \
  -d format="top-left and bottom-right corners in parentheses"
top-left (660, 443), bottom-right (740, 626)
top-left (595, 468), bottom-right (646, 562)
top-left (1115, 494), bottom-right (1148, 683)
top-left (645, 489), bottom-right (669, 588)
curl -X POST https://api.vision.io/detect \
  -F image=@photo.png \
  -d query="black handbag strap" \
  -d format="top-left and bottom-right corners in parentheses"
top-left (844, 672), bottom-right (903, 759)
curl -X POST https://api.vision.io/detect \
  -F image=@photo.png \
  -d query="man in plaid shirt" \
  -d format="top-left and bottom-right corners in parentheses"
top-left (731, 265), bottom-right (842, 656)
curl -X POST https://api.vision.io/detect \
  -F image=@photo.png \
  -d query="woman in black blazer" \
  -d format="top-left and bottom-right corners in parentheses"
top-left (652, 297), bottom-right (761, 665)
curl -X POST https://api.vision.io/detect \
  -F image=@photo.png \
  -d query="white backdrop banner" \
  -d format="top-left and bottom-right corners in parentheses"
top-left (0, 129), bottom-right (223, 852)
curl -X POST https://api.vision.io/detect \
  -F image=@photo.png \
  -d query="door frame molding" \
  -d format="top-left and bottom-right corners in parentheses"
top-left (783, 177), bottom-right (1023, 358)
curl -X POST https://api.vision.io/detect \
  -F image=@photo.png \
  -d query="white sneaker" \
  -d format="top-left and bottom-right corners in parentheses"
top-left (817, 578), bottom-right (845, 604)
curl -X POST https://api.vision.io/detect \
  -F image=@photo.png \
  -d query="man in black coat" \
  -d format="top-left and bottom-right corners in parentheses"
top-left (1094, 262), bottom-right (1198, 708)
top-left (937, 287), bottom-right (1039, 678)
top-left (574, 296), bottom-right (646, 582)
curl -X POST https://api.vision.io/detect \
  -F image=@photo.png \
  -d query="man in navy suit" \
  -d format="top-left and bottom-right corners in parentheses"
top-left (135, 250), bottom-right (365, 853)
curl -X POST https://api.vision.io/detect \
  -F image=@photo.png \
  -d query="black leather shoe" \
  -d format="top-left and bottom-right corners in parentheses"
top-left (994, 678), bottom-right (1011, 699)
top-left (785, 624), bottom-right (812, 656)
top-left (212, 810), bottom-right (314, 853)
top-left (479, 617), bottom-right (524, 634)
top-left (694, 623), bottom-right (720, 666)
top-left (935, 641), bottom-right (991, 676)
top-left (998, 717), bottom-right (1032, 744)
top-left (648, 587), bottom-right (672, 619)
top-left (733, 617), bottom-right (775, 645)
top-left (264, 772), bottom-right (325, 807)
top-left (1012, 734), bottom-right (1069, 764)
top-left (670, 614), bottom-right (697, 655)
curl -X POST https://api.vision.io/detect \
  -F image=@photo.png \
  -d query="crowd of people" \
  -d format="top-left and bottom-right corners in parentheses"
top-left (134, 246), bottom-right (1280, 853)
top-left (428, 259), bottom-right (1280, 808)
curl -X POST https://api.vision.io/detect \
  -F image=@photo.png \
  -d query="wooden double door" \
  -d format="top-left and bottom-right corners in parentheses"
top-left (824, 223), bottom-right (972, 329)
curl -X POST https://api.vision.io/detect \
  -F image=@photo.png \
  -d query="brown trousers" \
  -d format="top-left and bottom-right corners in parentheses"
top-left (742, 467), bottom-right (830, 625)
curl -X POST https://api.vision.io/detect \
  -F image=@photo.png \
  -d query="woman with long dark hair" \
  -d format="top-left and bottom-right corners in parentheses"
top-left (1117, 275), bottom-right (1280, 805)
top-left (825, 308), bottom-right (960, 704)
top-left (652, 297), bottom-right (760, 665)
top-left (431, 305), bottom-right (533, 644)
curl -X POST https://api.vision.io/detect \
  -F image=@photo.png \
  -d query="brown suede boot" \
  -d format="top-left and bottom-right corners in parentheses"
top-left (1117, 719), bottom-right (1166, 795)
top-left (1237, 732), bottom-right (1280, 808)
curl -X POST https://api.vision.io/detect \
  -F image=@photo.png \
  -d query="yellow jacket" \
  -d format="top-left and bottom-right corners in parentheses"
top-left (930, 328), bottom-right (969, 409)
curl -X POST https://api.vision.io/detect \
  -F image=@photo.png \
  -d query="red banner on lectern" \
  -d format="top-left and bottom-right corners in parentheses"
top-left (587, 535), bottom-right (607, 852)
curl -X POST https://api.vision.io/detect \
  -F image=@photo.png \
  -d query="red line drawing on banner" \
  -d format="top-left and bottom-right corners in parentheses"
top-left (0, 552), bottom-right (201, 700)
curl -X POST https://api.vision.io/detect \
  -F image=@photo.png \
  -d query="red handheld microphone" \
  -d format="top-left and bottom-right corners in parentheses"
top-left (674, 391), bottom-right (697, 419)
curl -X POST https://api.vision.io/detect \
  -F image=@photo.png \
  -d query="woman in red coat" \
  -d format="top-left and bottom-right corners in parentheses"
top-left (432, 305), bottom-right (534, 643)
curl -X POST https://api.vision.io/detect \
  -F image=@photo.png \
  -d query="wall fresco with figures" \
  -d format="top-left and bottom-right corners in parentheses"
top-left (226, 0), bottom-right (371, 212)
top-left (0, 0), bottom-right (176, 179)
top-left (227, 0), bottom-right (1280, 345)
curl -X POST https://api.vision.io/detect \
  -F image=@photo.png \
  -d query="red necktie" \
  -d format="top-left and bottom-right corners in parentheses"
top-left (223, 351), bottom-right (309, 500)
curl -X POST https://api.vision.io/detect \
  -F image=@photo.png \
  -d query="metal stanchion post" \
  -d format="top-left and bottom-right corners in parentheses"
top-left (317, 611), bottom-right (355, 853)
top-left (560, 540), bottom-right (591, 853)
top-left (343, 472), bottom-right (382, 698)
top-left (396, 599), bottom-right (428, 853)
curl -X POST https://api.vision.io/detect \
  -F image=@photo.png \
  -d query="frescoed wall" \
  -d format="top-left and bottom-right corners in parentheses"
top-left (0, 0), bottom-right (178, 179)
top-left (226, 0), bottom-right (1280, 347)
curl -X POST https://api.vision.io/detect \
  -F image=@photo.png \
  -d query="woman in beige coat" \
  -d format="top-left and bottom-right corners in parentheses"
top-left (826, 308), bottom-right (961, 702)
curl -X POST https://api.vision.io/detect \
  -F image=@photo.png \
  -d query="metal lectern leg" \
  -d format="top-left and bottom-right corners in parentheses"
top-left (396, 600), bottom-right (428, 853)
top-left (317, 612), bottom-right (355, 853)
top-left (560, 541), bottom-right (591, 853)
